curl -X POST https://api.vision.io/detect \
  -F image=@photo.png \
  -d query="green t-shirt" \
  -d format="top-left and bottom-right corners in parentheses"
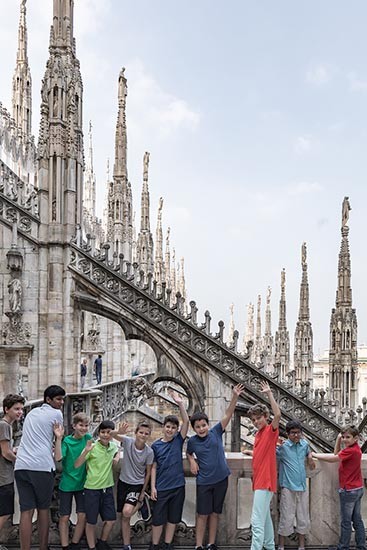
top-left (84, 440), bottom-right (119, 490)
top-left (59, 433), bottom-right (93, 492)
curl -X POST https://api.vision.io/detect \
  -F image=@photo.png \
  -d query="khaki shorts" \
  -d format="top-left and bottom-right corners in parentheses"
top-left (278, 487), bottom-right (310, 536)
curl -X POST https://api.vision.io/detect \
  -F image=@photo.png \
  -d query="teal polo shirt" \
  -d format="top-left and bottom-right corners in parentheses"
top-left (277, 438), bottom-right (310, 491)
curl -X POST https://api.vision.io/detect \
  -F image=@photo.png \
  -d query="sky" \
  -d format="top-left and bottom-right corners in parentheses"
top-left (1, 0), bottom-right (367, 358)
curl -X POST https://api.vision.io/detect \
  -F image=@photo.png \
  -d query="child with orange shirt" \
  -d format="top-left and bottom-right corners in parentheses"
top-left (243, 381), bottom-right (281, 550)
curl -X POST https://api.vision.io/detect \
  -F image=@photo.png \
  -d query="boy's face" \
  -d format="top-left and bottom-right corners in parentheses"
top-left (288, 428), bottom-right (302, 443)
top-left (73, 421), bottom-right (89, 438)
top-left (250, 414), bottom-right (268, 431)
top-left (342, 432), bottom-right (358, 447)
top-left (163, 421), bottom-right (178, 441)
top-left (135, 426), bottom-right (151, 444)
top-left (5, 402), bottom-right (24, 423)
top-left (46, 395), bottom-right (64, 409)
top-left (98, 428), bottom-right (113, 446)
top-left (193, 419), bottom-right (209, 438)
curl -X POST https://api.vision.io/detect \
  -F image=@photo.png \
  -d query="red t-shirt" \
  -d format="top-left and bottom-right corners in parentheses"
top-left (252, 423), bottom-right (279, 492)
top-left (338, 442), bottom-right (363, 490)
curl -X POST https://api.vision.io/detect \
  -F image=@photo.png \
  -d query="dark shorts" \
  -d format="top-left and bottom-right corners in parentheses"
top-left (59, 489), bottom-right (86, 516)
top-left (152, 485), bottom-right (185, 526)
top-left (15, 470), bottom-right (55, 512)
top-left (0, 482), bottom-right (15, 516)
top-left (117, 480), bottom-right (143, 512)
top-left (196, 477), bottom-right (228, 515)
top-left (84, 487), bottom-right (116, 525)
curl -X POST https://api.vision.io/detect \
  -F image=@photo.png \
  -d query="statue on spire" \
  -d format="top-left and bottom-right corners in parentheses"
top-left (143, 151), bottom-right (150, 181)
top-left (302, 242), bottom-right (307, 266)
top-left (342, 196), bottom-right (351, 228)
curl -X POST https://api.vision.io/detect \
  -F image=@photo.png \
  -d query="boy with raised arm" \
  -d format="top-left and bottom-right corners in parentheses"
top-left (187, 383), bottom-right (244, 550)
top-left (244, 381), bottom-right (281, 550)
top-left (113, 420), bottom-right (154, 550)
top-left (75, 420), bottom-right (119, 550)
top-left (0, 394), bottom-right (25, 544)
top-left (313, 426), bottom-right (365, 550)
top-left (150, 391), bottom-right (189, 550)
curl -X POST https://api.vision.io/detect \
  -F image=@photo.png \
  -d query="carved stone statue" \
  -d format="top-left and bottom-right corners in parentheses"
top-left (302, 242), bottom-right (307, 266)
top-left (143, 151), bottom-right (150, 180)
top-left (158, 196), bottom-right (163, 212)
top-left (342, 196), bottom-right (351, 228)
top-left (8, 278), bottom-right (22, 313)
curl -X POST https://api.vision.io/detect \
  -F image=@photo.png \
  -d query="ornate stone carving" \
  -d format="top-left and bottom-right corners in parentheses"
top-left (2, 312), bottom-right (31, 345)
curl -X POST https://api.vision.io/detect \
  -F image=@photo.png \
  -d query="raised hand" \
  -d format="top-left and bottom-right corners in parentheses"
top-left (233, 384), bottom-right (245, 397)
top-left (85, 438), bottom-right (94, 452)
top-left (53, 421), bottom-right (64, 439)
top-left (169, 390), bottom-right (183, 404)
top-left (117, 421), bottom-right (129, 435)
top-left (259, 381), bottom-right (272, 394)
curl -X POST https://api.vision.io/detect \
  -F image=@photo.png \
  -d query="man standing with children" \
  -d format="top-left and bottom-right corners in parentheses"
top-left (0, 381), bottom-right (366, 550)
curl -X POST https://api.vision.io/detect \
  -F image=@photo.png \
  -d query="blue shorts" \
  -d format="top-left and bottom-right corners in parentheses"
top-left (152, 485), bottom-right (185, 526)
top-left (84, 487), bottom-right (116, 525)
top-left (196, 477), bottom-right (228, 515)
top-left (59, 489), bottom-right (86, 516)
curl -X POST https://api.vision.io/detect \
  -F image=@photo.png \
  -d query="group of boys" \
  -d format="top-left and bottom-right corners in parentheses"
top-left (0, 382), bottom-right (365, 550)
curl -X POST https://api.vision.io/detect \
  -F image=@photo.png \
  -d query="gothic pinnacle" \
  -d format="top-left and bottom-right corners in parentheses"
top-left (12, 0), bottom-right (32, 135)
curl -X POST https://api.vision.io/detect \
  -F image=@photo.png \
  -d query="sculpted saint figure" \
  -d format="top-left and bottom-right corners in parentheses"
top-left (143, 151), bottom-right (150, 180)
top-left (342, 196), bottom-right (351, 227)
top-left (8, 278), bottom-right (22, 313)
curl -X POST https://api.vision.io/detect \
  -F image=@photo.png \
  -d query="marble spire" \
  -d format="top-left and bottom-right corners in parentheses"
top-left (274, 269), bottom-right (290, 380)
top-left (329, 197), bottom-right (358, 409)
top-left (136, 151), bottom-right (154, 275)
top-left (263, 286), bottom-right (274, 373)
top-left (12, 0), bottom-right (32, 136)
top-left (294, 243), bottom-right (314, 385)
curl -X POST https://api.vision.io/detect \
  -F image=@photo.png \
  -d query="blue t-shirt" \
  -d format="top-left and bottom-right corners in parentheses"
top-left (152, 433), bottom-right (185, 491)
top-left (187, 422), bottom-right (230, 486)
top-left (277, 438), bottom-right (310, 491)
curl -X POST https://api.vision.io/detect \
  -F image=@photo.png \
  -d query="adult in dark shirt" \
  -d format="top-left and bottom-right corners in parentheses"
top-left (94, 355), bottom-right (102, 385)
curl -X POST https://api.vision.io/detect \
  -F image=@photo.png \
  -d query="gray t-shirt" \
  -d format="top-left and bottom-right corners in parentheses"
top-left (119, 436), bottom-right (154, 484)
top-left (15, 403), bottom-right (63, 472)
top-left (0, 419), bottom-right (14, 486)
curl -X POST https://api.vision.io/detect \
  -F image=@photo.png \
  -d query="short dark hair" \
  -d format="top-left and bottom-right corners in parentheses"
top-left (163, 415), bottom-right (179, 428)
top-left (135, 420), bottom-right (152, 434)
top-left (43, 385), bottom-right (66, 402)
top-left (3, 394), bottom-right (25, 411)
top-left (285, 420), bottom-right (303, 434)
top-left (98, 420), bottom-right (115, 432)
top-left (190, 412), bottom-right (209, 429)
top-left (341, 425), bottom-right (359, 438)
top-left (248, 403), bottom-right (269, 418)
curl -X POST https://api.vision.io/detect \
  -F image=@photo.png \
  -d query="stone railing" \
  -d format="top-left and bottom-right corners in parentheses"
top-left (5, 454), bottom-right (367, 547)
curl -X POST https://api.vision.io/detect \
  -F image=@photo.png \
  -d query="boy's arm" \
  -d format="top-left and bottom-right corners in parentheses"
top-left (334, 433), bottom-right (342, 455)
top-left (151, 462), bottom-right (157, 501)
top-left (187, 452), bottom-right (199, 475)
top-left (53, 422), bottom-right (65, 462)
top-left (169, 390), bottom-right (189, 439)
top-left (0, 439), bottom-right (17, 462)
top-left (311, 451), bottom-right (340, 463)
top-left (74, 439), bottom-right (94, 468)
top-left (259, 381), bottom-right (281, 429)
top-left (307, 451), bottom-right (316, 470)
top-left (111, 421), bottom-right (129, 443)
top-left (138, 463), bottom-right (153, 502)
top-left (221, 384), bottom-right (245, 430)
top-left (241, 448), bottom-right (253, 457)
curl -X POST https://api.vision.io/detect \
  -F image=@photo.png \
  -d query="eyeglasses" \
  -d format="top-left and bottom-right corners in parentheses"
top-left (288, 430), bottom-right (302, 436)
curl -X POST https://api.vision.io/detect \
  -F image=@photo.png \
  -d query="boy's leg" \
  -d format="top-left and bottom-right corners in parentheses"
top-left (0, 482), bottom-right (15, 531)
top-left (99, 488), bottom-right (116, 543)
top-left (196, 515), bottom-right (209, 548)
top-left (338, 489), bottom-right (357, 550)
top-left (278, 488), bottom-right (297, 549)
top-left (295, 490), bottom-right (310, 550)
top-left (72, 490), bottom-right (87, 544)
top-left (84, 489), bottom-right (101, 549)
top-left (165, 523), bottom-right (176, 544)
top-left (351, 488), bottom-right (366, 550)
top-left (152, 524), bottom-right (164, 545)
top-left (37, 508), bottom-right (50, 550)
top-left (86, 523), bottom-right (96, 549)
top-left (19, 509), bottom-right (34, 550)
top-left (164, 486), bottom-right (186, 544)
top-left (250, 489), bottom-right (273, 550)
top-left (262, 495), bottom-right (275, 550)
top-left (59, 489), bottom-right (74, 547)
top-left (59, 514), bottom-right (71, 547)
top-left (208, 513), bottom-right (219, 545)
top-left (100, 520), bottom-right (115, 542)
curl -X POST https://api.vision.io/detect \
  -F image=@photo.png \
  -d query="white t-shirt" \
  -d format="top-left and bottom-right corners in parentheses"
top-left (15, 403), bottom-right (63, 472)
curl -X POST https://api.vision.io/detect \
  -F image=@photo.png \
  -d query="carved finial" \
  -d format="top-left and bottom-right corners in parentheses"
top-left (281, 268), bottom-right (286, 290)
top-left (342, 196), bottom-right (351, 228)
top-left (267, 286), bottom-right (271, 304)
top-left (158, 196), bottom-right (163, 213)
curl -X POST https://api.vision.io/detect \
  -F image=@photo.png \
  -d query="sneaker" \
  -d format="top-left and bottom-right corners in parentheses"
top-left (139, 494), bottom-right (151, 521)
top-left (123, 546), bottom-right (132, 550)
top-left (207, 545), bottom-right (218, 550)
top-left (195, 547), bottom-right (204, 550)
top-left (96, 540), bottom-right (113, 550)
top-left (163, 544), bottom-right (173, 550)
top-left (149, 545), bottom-right (160, 550)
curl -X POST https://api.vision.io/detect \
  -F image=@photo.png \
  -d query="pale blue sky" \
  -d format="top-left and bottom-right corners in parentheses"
top-left (1, 1), bottom-right (367, 357)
